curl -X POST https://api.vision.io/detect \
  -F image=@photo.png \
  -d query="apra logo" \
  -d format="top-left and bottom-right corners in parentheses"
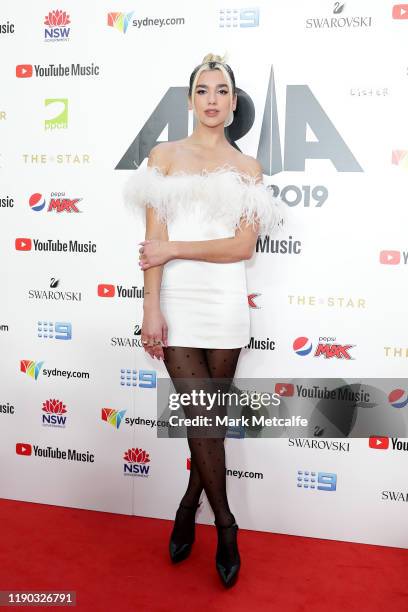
top-left (116, 66), bottom-right (362, 176)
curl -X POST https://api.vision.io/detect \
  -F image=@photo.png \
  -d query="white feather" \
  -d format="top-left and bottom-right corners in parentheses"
top-left (123, 165), bottom-right (285, 235)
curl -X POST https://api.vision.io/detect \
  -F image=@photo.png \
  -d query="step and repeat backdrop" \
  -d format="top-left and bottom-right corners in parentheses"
top-left (1, 1), bottom-right (408, 549)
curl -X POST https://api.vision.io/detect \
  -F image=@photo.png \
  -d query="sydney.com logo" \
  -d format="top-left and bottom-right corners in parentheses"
top-left (20, 360), bottom-right (89, 380)
top-left (107, 11), bottom-right (185, 34)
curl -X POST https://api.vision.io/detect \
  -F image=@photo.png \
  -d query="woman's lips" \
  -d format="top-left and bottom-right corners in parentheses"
top-left (205, 110), bottom-right (219, 116)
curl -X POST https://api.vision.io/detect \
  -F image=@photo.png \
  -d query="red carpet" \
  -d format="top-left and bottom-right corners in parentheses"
top-left (1, 498), bottom-right (407, 611)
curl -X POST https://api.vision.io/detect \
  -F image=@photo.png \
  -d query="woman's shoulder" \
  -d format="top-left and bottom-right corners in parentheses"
top-left (123, 148), bottom-right (284, 235)
top-left (148, 139), bottom-right (189, 174)
top-left (148, 141), bottom-right (175, 173)
top-left (232, 153), bottom-right (263, 182)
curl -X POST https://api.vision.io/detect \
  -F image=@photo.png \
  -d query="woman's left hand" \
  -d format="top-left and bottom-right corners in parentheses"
top-left (138, 240), bottom-right (173, 270)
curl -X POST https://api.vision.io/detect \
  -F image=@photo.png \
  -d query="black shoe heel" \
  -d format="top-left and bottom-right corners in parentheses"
top-left (169, 502), bottom-right (201, 563)
top-left (214, 519), bottom-right (241, 588)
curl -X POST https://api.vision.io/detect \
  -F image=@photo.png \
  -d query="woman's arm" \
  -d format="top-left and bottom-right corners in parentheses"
top-left (139, 157), bottom-right (263, 269)
top-left (142, 208), bottom-right (168, 306)
top-left (168, 226), bottom-right (258, 263)
top-left (140, 219), bottom-right (259, 267)
top-left (142, 146), bottom-right (169, 309)
top-left (140, 144), bottom-right (170, 358)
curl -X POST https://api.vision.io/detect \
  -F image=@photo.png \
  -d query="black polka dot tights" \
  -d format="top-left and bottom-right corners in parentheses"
top-left (163, 346), bottom-right (241, 528)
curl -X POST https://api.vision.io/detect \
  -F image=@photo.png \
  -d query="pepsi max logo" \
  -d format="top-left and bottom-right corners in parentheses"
top-left (29, 193), bottom-right (46, 211)
top-left (388, 389), bottom-right (408, 409)
top-left (293, 336), bottom-right (355, 359)
top-left (293, 337), bottom-right (313, 356)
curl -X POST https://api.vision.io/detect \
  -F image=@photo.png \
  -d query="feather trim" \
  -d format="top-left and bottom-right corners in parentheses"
top-left (123, 164), bottom-right (285, 235)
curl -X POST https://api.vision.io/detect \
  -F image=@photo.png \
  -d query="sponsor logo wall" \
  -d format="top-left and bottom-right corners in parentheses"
top-left (1, 1), bottom-right (407, 549)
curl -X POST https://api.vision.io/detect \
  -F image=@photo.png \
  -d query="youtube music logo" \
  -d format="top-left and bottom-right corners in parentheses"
top-left (16, 442), bottom-right (32, 456)
top-left (16, 64), bottom-right (33, 78)
top-left (97, 284), bottom-right (143, 299)
top-left (392, 4), bottom-right (408, 19)
top-left (15, 238), bottom-right (32, 251)
top-left (369, 436), bottom-right (389, 450)
top-left (379, 250), bottom-right (400, 265)
top-left (98, 284), bottom-right (115, 297)
top-left (275, 383), bottom-right (294, 397)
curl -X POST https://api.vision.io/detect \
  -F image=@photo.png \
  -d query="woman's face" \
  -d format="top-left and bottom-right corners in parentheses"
top-left (189, 68), bottom-right (237, 127)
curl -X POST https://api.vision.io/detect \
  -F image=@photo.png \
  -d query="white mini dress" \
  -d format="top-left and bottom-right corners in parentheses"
top-left (124, 165), bottom-right (283, 349)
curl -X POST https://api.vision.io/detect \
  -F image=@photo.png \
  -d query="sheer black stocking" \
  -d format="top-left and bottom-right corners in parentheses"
top-left (163, 346), bottom-right (241, 540)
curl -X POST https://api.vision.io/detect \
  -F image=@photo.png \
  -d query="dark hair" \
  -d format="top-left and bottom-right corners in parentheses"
top-left (188, 58), bottom-right (236, 98)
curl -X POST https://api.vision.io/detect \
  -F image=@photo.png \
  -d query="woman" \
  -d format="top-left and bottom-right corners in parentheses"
top-left (125, 53), bottom-right (282, 588)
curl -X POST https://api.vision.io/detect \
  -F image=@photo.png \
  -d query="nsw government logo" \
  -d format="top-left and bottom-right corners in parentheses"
top-left (44, 10), bottom-right (71, 42)
top-left (42, 399), bottom-right (67, 428)
top-left (123, 447), bottom-right (151, 477)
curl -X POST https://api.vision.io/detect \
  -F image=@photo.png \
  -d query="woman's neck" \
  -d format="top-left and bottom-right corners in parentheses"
top-left (188, 124), bottom-right (229, 150)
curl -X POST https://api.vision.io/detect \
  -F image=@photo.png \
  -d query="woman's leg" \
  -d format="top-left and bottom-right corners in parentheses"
top-left (163, 346), bottom-right (209, 509)
top-left (201, 348), bottom-right (242, 526)
top-left (163, 346), bottom-right (241, 526)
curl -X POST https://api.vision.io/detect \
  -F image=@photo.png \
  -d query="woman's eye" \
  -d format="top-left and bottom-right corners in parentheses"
top-left (196, 89), bottom-right (228, 95)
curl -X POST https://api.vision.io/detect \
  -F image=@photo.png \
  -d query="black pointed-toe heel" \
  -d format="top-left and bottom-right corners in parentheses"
top-left (214, 519), bottom-right (241, 588)
top-left (169, 502), bottom-right (201, 563)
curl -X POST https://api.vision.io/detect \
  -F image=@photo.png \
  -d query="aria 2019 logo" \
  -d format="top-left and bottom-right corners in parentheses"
top-left (117, 65), bottom-right (363, 178)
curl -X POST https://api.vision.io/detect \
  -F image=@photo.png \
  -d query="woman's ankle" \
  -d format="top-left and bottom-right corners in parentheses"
top-left (179, 496), bottom-right (201, 510)
top-left (214, 513), bottom-right (236, 528)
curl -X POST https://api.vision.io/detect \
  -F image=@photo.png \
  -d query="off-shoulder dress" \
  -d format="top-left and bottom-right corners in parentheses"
top-left (124, 164), bottom-right (283, 349)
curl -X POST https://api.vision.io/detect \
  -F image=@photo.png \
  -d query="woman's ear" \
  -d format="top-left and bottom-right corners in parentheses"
top-left (188, 96), bottom-right (193, 111)
top-left (232, 93), bottom-right (237, 112)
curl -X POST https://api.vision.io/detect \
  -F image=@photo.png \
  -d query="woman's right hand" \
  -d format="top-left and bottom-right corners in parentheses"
top-left (141, 306), bottom-right (168, 360)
